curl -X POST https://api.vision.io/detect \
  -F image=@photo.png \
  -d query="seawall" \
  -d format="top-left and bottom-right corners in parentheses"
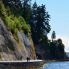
top-left (0, 60), bottom-right (45, 69)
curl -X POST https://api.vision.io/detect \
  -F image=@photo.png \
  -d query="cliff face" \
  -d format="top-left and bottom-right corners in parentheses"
top-left (0, 18), bottom-right (36, 61)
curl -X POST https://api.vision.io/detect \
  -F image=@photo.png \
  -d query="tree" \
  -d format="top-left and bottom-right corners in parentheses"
top-left (3, 0), bottom-right (22, 15)
top-left (29, 2), bottom-right (38, 43)
top-left (57, 39), bottom-right (65, 59)
top-left (50, 40), bottom-right (57, 59)
top-left (21, 0), bottom-right (32, 21)
top-left (51, 31), bottom-right (56, 42)
top-left (50, 38), bottom-right (65, 60)
top-left (36, 5), bottom-right (51, 41)
top-left (29, 3), bottom-right (51, 59)
top-left (30, 4), bottom-right (51, 44)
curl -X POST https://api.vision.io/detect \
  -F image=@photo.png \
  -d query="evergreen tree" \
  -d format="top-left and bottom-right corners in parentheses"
top-left (51, 31), bottom-right (56, 41)
top-left (29, 2), bottom-right (38, 43)
top-left (50, 38), bottom-right (65, 60)
top-left (30, 4), bottom-right (51, 44)
top-left (57, 39), bottom-right (65, 59)
top-left (22, 0), bottom-right (32, 21)
top-left (50, 40), bottom-right (57, 59)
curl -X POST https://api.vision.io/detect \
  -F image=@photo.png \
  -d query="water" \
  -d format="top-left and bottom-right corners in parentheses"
top-left (43, 61), bottom-right (69, 69)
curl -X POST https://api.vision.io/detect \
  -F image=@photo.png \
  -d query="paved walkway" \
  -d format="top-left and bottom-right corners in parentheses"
top-left (0, 60), bottom-right (44, 69)
top-left (0, 60), bottom-right (43, 62)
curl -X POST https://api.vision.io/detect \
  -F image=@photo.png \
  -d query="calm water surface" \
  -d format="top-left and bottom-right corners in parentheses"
top-left (43, 61), bottom-right (69, 69)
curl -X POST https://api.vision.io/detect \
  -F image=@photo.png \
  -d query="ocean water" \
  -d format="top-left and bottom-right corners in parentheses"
top-left (43, 61), bottom-right (69, 69)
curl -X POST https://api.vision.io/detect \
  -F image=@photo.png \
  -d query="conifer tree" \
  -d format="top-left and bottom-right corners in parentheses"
top-left (51, 31), bottom-right (56, 41)
top-left (30, 4), bottom-right (51, 44)
top-left (30, 2), bottom-right (38, 43)
top-left (22, 0), bottom-right (32, 21)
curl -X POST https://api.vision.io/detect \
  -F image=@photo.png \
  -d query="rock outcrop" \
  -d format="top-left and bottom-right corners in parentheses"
top-left (0, 18), bottom-right (36, 61)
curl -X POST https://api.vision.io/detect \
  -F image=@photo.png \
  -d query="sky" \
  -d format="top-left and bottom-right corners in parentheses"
top-left (32, 0), bottom-right (69, 52)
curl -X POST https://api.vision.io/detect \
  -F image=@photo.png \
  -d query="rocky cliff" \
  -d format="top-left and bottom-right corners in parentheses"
top-left (0, 18), bottom-right (36, 61)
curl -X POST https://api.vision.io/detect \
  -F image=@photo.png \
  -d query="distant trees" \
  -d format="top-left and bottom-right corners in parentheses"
top-left (51, 31), bottom-right (56, 41)
top-left (57, 39), bottom-right (65, 59)
top-left (50, 31), bottom-right (65, 60)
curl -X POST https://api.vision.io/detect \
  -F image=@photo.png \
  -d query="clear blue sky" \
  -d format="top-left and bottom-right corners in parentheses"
top-left (32, 0), bottom-right (69, 52)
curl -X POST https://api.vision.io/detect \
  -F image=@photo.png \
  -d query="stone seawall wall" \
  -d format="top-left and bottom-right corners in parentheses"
top-left (0, 61), bottom-right (44, 69)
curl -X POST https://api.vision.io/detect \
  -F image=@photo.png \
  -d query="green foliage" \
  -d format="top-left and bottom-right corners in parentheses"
top-left (0, 0), bottom-right (30, 36)
top-left (22, 0), bottom-right (32, 21)
top-left (18, 16), bottom-right (31, 34)
top-left (29, 3), bottom-right (51, 44)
